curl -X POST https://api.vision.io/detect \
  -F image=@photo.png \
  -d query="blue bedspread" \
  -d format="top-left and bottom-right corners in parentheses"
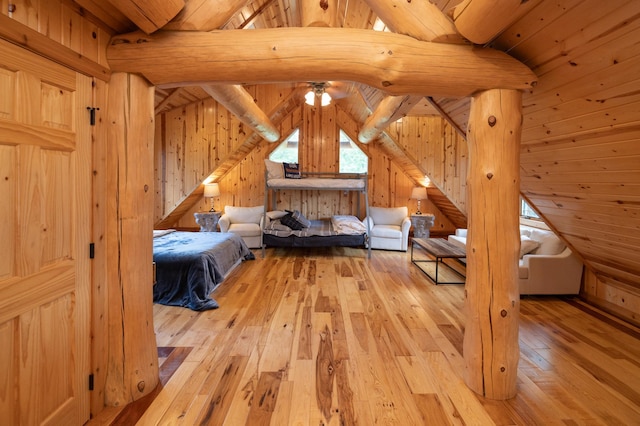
top-left (153, 231), bottom-right (255, 311)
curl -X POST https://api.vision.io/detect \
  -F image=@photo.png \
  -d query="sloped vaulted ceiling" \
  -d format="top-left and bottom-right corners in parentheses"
top-left (76, 0), bottom-right (640, 323)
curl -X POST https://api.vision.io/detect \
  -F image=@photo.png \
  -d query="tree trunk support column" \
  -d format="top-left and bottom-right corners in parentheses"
top-left (463, 88), bottom-right (521, 399)
top-left (105, 72), bottom-right (159, 405)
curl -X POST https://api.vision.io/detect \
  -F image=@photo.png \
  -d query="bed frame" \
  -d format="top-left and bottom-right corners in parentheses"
top-left (263, 171), bottom-right (371, 258)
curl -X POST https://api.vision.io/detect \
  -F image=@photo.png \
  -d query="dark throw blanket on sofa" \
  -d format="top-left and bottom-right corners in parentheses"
top-left (153, 231), bottom-right (254, 311)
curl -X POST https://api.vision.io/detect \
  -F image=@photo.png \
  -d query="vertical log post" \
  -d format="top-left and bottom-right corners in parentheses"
top-left (105, 73), bottom-right (159, 405)
top-left (463, 88), bottom-right (521, 399)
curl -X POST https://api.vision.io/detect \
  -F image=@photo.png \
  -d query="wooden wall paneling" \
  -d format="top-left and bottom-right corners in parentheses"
top-left (214, 100), bottom-right (229, 162)
top-left (502, 0), bottom-right (635, 70)
top-left (164, 107), bottom-right (185, 216)
top-left (416, 118), bottom-right (430, 174)
top-left (525, 95), bottom-right (640, 143)
top-left (427, 117), bottom-right (443, 185)
top-left (90, 75), bottom-right (110, 418)
top-left (154, 115), bottom-right (164, 223)
top-left (521, 45), bottom-right (640, 125)
top-left (4, 0), bottom-right (39, 29)
top-left (74, 71), bottom-right (93, 424)
top-left (491, 0), bottom-right (585, 61)
top-left (36, 0), bottom-right (63, 43)
top-left (80, 11), bottom-right (103, 64)
top-left (434, 117), bottom-right (447, 189)
top-left (583, 270), bottom-right (640, 326)
top-left (61, 5), bottom-right (83, 53)
top-left (183, 101), bottom-right (200, 193)
top-left (369, 146), bottom-right (391, 206)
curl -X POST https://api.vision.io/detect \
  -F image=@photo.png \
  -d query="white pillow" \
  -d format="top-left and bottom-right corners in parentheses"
top-left (224, 205), bottom-right (264, 224)
top-left (529, 228), bottom-right (565, 255)
top-left (264, 159), bottom-right (284, 180)
top-left (267, 210), bottom-right (288, 220)
top-left (519, 236), bottom-right (540, 258)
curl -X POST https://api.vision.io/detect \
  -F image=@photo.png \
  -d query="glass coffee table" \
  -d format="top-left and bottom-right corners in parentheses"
top-left (411, 238), bottom-right (466, 284)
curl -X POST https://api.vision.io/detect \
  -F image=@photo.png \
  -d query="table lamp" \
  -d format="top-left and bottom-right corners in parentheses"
top-left (410, 186), bottom-right (428, 215)
top-left (204, 183), bottom-right (220, 211)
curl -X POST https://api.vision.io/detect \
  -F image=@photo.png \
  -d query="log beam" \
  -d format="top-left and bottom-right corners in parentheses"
top-left (358, 95), bottom-right (422, 143)
top-left (301, 0), bottom-right (338, 27)
top-left (452, 0), bottom-right (536, 44)
top-left (363, 0), bottom-right (465, 44)
top-left (107, 28), bottom-right (537, 98)
top-left (201, 85), bottom-right (280, 143)
top-left (164, 0), bottom-right (252, 31)
top-left (360, 0), bottom-right (463, 143)
top-left (463, 88), bottom-right (521, 399)
top-left (105, 0), bottom-right (184, 34)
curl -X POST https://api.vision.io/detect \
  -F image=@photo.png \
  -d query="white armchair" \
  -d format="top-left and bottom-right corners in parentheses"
top-left (219, 205), bottom-right (265, 249)
top-left (363, 206), bottom-right (411, 251)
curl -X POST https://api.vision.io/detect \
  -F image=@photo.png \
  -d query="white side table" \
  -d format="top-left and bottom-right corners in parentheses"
top-left (194, 211), bottom-right (222, 232)
top-left (411, 214), bottom-right (435, 238)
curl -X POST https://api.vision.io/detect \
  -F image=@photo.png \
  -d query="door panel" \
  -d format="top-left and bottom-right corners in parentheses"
top-left (0, 39), bottom-right (90, 425)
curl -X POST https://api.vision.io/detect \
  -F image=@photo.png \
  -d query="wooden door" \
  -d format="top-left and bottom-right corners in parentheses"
top-left (0, 40), bottom-right (91, 424)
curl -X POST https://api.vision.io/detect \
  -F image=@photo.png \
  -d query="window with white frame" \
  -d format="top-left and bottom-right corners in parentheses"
top-left (521, 199), bottom-right (540, 219)
top-left (339, 130), bottom-right (368, 173)
top-left (269, 129), bottom-right (299, 163)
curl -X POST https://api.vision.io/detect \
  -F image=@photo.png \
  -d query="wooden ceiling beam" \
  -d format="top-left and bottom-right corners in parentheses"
top-left (300, 0), bottom-right (338, 27)
top-left (452, 0), bottom-right (538, 45)
top-left (363, 0), bottom-right (465, 44)
top-left (201, 84), bottom-right (280, 143)
top-left (164, 0), bottom-right (252, 31)
top-left (360, 0), bottom-right (463, 143)
top-left (105, 0), bottom-right (184, 34)
top-left (108, 28), bottom-right (537, 98)
top-left (358, 95), bottom-right (422, 143)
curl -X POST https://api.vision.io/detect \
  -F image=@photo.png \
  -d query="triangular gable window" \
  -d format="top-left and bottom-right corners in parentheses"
top-left (339, 130), bottom-right (368, 173)
top-left (269, 129), bottom-right (299, 163)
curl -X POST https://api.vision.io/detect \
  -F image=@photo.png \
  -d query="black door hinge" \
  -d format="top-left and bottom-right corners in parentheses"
top-left (88, 374), bottom-right (94, 391)
top-left (87, 106), bottom-right (100, 125)
top-left (89, 243), bottom-right (95, 259)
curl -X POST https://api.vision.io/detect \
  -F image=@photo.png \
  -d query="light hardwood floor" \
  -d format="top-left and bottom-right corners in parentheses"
top-left (93, 247), bottom-right (640, 425)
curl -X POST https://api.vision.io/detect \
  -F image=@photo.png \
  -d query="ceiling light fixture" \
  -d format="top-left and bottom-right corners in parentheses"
top-left (305, 82), bottom-right (331, 107)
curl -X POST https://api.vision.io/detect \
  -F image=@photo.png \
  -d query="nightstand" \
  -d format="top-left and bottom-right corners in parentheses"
top-left (411, 214), bottom-right (435, 238)
top-left (194, 211), bottom-right (222, 232)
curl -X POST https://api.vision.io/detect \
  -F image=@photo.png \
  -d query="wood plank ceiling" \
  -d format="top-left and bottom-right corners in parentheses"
top-left (74, 0), bottom-right (640, 318)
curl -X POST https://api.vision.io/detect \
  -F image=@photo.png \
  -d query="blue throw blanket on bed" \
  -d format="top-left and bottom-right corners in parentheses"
top-left (153, 231), bottom-right (254, 311)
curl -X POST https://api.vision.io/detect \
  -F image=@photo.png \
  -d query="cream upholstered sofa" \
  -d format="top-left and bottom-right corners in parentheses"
top-left (363, 206), bottom-right (411, 251)
top-left (219, 205), bottom-right (265, 249)
top-left (448, 225), bottom-right (583, 295)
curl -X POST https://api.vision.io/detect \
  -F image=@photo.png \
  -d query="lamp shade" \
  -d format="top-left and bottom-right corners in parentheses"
top-left (320, 92), bottom-right (331, 106)
top-left (304, 90), bottom-right (315, 106)
top-left (410, 186), bottom-right (427, 200)
top-left (204, 183), bottom-right (220, 198)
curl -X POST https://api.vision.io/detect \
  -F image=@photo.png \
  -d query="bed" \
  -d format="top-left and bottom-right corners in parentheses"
top-left (263, 214), bottom-right (368, 248)
top-left (153, 230), bottom-right (255, 311)
top-left (263, 163), bottom-right (371, 256)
